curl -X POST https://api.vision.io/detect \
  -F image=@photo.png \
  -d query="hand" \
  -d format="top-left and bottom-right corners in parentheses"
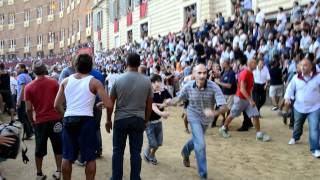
top-left (105, 121), bottom-right (112, 133)
top-left (164, 99), bottom-right (171, 106)
top-left (96, 102), bottom-right (105, 109)
top-left (284, 99), bottom-right (291, 107)
top-left (161, 111), bottom-right (170, 119)
top-left (214, 78), bottom-right (220, 84)
top-left (16, 101), bottom-right (21, 108)
top-left (264, 85), bottom-right (268, 90)
top-left (249, 99), bottom-right (256, 107)
top-left (203, 108), bottom-right (216, 118)
top-left (0, 135), bottom-right (16, 147)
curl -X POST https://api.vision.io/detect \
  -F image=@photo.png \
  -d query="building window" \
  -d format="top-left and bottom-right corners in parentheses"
top-left (24, 36), bottom-right (30, 46)
top-left (85, 14), bottom-right (91, 28)
top-left (24, 9), bottom-right (30, 21)
top-left (96, 11), bottom-right (103, 30)
top-left (48, 1), bottom-right (56, 15)
top-left (0, 40), bottom-right (5, 49)
top-left (37, 6), bottom-right (43, 18)
top-left (48, 32), bottom-right (55, 43)
top-left (0, 14), bottom-right (4, 25)
top-left (60, 29), bottom-right (65, 41)
top-left (59, 0), bottom-right (64, 12)
top-left (37, 35), bottom-right (43, 44)
top-left (9, 39), bottom-right (16, 48)
top-left (184, 4), bottom-right (197, 26)
top-left (8, 12), bottom-right (15, 24)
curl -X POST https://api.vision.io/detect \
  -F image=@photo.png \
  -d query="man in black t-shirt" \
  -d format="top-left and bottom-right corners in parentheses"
top-left (269, 60), bottom-right (284, 111)
top-left (0, 63), bottom-right (14, 120)
top-left (143, 74), bottom-right (172, 165)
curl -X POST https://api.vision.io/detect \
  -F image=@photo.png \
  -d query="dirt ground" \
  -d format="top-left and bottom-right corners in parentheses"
top-left (1, 105), bottom-right (320, 180)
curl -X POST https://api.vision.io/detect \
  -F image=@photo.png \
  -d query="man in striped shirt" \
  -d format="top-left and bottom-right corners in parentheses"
top-left (166, 64), bottom-right (228, 180)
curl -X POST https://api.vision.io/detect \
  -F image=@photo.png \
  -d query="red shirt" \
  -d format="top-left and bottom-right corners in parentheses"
top-left (236, 69), bottom-right (254, 99)
top-left (25, 77), bottom-right (62, 124)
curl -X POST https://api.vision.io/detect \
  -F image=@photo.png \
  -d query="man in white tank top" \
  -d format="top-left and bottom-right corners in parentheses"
top-left (54, 54), bottom-right (111, 180)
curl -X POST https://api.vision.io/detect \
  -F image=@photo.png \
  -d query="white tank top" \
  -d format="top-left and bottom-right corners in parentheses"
top-left (64, 74), bottom-right (96, 117)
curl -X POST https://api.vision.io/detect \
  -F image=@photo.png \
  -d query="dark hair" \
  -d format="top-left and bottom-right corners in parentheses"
top-left (17, 63), bottom-right (28, 73)
top-left (150, 74), bottom-right (162, 83)
top-left (32, 60), bottom-right (47, 75)
top-left (155, 64), bottom-right (161, 72)
top-left (0, 63), bottom-right (5, 70)
top-left (126, 53), bottom-right (140, 68)
top-left (75, 54), bottom-right (93, 74)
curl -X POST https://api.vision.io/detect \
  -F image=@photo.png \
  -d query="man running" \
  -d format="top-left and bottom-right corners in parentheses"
top-left (25, 60), bottom-right (63, 180)
top-left (54, 54), bottom-right (111, 180)
top-left (166, 64), bottom-right (228, 180)
top-left (106, 53), bottom-right (153, 180)
top-left (219, 59), bottom-right (271, 142)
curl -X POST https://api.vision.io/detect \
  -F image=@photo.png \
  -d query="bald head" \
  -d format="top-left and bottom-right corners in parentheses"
top-left (247, 59), bottom-right (257, 71)
top-left (194, 64), bottom-right (207, 87)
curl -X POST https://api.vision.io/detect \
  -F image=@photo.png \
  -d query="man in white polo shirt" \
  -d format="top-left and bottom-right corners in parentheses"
top-left (284, 58), bottom-right (320, 158)
top-left (253, 58), bottom-right (270, 112)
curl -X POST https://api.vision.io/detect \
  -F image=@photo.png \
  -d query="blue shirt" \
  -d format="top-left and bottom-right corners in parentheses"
top-left (220, 69), bottom-right (237, 95)
top-left (17, 73), bottom-right (32, 101)
top-left (90, 69), bottom-right (105, 102)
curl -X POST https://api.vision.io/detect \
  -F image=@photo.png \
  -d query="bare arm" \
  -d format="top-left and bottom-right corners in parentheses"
top-left (145, 96), bottom-right (153, 123)
top-left (240, 80), bottom-right (253, 102)
top-left (25, 100), bottom-right (34, 124)
top-left (54, 80), bottom-right (67, 116)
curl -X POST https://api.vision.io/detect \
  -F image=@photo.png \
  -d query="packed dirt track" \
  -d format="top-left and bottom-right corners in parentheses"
top-left (1, 106), bottom-right (319, 180)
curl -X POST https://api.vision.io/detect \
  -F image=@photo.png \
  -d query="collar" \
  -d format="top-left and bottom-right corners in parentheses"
top-left (297, 71), bottom-right (318, 82)
top-left (193, 80), bottom-right (208, 90)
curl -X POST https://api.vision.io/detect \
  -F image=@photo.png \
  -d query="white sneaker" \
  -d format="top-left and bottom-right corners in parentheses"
top-left (288, 138), bottom-right (296, 145)
top-left (36, 174), bottom-right (47, 180)
top-left (312, 150), bottom-right (320, 158)
top-left (52, 171), bottom-right (61, 180)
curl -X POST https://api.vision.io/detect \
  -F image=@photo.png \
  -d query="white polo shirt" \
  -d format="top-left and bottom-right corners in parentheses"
top-left (253, 66), bottom-right (270, 84)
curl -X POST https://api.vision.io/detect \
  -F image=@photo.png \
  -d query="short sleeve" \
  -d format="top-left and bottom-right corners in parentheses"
top-left (163, 89), bottom-right (172, 99)
top-left (18, 75), bottom-right (26, 85)
top-left (212, 83), bottom-right (227, 106)
top-left (109, 80), bottom-right (117, 97)
top-left (178, 84), bottom-right (189, 101)
top-left (239, 70), bottom-right (247, 82)
top-left (24, 85), bottom-right (32, 102)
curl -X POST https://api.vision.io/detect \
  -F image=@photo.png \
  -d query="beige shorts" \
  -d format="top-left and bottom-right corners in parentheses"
top-left (225, 95), bottom-right (234, 109)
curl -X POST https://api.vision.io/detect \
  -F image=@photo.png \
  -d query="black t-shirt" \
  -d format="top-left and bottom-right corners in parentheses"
top-left (150, 89), bottom-right (172, 121)
top-left (269, 67), bottom-right (283, 85)
top-left (0, 72), bottom-right (11, 92)
top-left (220, 69), bottom-right (237, 95)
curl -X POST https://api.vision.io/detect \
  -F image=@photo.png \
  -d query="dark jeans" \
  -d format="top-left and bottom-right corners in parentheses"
top-left (241, 112), bottom-right (253, 129)
top-left (94, 106), bottom-right (102, 153)
top-left (111, 116), bottom-right (145, 180)
top-left (17, 101), bottom-right (33, 137)
top-left (252, 83), bottom-right (266, 112)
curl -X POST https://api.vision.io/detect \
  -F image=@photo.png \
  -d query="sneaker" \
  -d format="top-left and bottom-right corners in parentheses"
top-left (219, 127), bottom-right (230, 138)
top-left (271, 106), bottom-right (279, 111)
top-left (181, 152), bottom-right (190, 167)
top-left (312, 150), bottom-right (320, 158)
top-left (150, 156), bottom-right (158, 165)
top-left (256, 132), bottom-right (271, 142)
top-left (288, 138), bottom-right (296, 145)
top-left (36, 174), bottom-right (47, 180)
top-left (52, 171), bottom-right (61, 180)
top-left (143, 150), bottom-right (150, 163)
top-left (75, 160), bottom-right (86, 167)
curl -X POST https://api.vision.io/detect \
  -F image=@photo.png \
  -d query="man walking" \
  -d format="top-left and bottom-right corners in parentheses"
top-left (219, 59), bottom-right (271, 142)
top-left (54, 54), bottom-right (111, 180)
top-left (106, 53), bottom-right (153, 180)
top-left (285, 59), bottom-right (320, 158)
top-left (15, 63), bottom-right (33, 139)
top-left (166, 64), bottom-right (228, 180)
top-left (25, 60), bottom-right (63, 180)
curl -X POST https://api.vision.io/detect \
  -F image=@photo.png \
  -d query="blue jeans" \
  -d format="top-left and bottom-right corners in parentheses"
top-left (111, 116), bottom-right (145, 180)
top-left (182, 122), bottom-right (208, 179)
top-left (293, 108), bottom-right (320, 152)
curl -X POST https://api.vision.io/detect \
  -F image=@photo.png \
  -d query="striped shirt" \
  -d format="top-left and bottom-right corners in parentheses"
top-left (178, 80), bottom-right (226, 125)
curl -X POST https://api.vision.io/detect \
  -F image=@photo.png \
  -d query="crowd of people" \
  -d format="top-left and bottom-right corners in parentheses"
top-left (0, 0), bottom-right (320, 180)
